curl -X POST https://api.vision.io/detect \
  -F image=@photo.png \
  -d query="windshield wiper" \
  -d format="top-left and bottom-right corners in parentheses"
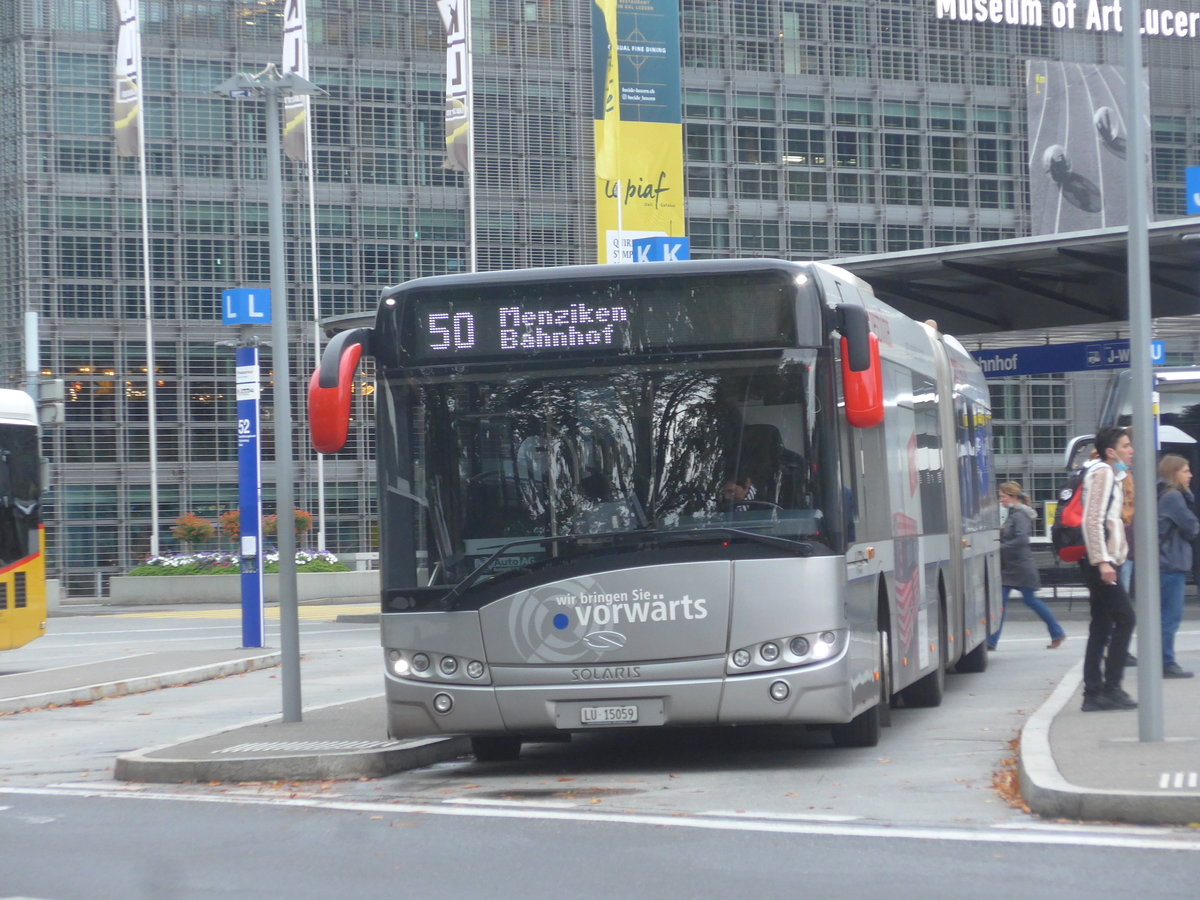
top-left (441, 527), bottom-right (814, 606)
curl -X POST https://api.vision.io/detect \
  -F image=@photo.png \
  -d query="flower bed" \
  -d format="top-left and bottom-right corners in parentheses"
top-left (128, 550), bottom-right (349, 576)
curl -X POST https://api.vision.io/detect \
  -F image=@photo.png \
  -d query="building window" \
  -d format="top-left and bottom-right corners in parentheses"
top-left (787, 170), bottom-right (828, 202)
top-left (883, 174), bottom-right (923, 206)
top-left (788, 223), bottom-right (830, 255)
top-left (882, 133), bottom-right (921, 170)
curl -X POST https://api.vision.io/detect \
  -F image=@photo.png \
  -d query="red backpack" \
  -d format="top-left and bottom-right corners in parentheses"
top-left (1050, 464), bottom-right (1091, 562)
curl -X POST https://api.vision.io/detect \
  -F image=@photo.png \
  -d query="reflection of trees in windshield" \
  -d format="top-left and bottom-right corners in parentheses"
top-left (412, 359), bottom-right (831, 582)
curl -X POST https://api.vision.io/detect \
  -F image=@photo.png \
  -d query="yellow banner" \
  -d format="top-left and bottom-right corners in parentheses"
top-left (595, 120), bottom-right (685, 263)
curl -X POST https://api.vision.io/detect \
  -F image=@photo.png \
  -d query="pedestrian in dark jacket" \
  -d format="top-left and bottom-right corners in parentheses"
top-left (1157, 454), bottom-right (1198, 679)
top-left (989, 481), bottom-right (1066, 650)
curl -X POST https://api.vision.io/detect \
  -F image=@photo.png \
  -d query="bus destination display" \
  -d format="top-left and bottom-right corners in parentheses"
top-left (419, 298), bottom-right (632, 358)
top-left (405, 273), bottom-right (799, 361)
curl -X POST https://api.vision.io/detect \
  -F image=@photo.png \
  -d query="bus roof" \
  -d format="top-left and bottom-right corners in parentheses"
top-left (0, 388), bottom-right (37, 426)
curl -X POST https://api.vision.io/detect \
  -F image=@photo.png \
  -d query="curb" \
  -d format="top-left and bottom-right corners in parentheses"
top-left (1018, 661), bottom-right (1200, 825)
top-left (0, 653), bottom-right (282, 715)
top-left (114, 695), bottom-right (469, 783)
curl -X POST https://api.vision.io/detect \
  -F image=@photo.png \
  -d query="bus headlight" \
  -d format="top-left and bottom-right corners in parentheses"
top-left (411, 653), bottom-right (431, 673)
top-left (390, 653), bottom-right (410, 676)
top-left (433, 693), bottom-right (454, 714)
top-left (466, 660), bottom-right (485, 679)
top-left (769, 681), bottom-right (790, 701)
top-left (732, 648), bottom-right (752, 668)
top-left (789, 636), bottom-right (810, 657)
top-left (760, 642), bottom-right (780, 662)
top-left (439, 655), bottom-right (459, 676)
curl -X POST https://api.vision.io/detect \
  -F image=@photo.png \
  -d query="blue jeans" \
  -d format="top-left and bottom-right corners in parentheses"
top-left (1160, 571), bottom-right (1186, 667)
top-left (990, 586), bottom-right (1066, 648)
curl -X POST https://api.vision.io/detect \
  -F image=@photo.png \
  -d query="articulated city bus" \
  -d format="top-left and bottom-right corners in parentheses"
top-left (310, 260), bottom-right (999, 758)
top-left (0, 388), bottom-right (46, 651)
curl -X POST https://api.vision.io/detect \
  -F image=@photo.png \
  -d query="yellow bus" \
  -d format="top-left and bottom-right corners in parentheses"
top-left (0, 388), bottom-right (45, 650)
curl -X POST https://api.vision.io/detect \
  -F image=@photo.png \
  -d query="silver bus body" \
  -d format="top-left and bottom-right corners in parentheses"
top-left (310, 259), bottom-right (1000, 754)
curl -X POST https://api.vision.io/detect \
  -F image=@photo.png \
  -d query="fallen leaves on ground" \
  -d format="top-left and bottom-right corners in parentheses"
top-left (992, 735), bottom-right (1031, 814)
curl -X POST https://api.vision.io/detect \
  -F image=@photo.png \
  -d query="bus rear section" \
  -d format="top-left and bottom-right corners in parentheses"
top-left (0, 389), bottom-right (46, 651)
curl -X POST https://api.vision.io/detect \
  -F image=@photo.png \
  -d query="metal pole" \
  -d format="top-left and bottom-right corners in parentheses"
top-left (1124, 0), bottom-right (1163, 742)
top-left (23, 311), bottom-right (39, 403)
top-left (264, 83), bottom-right (303, 723)
top-left (136, 104), bottom-right (161, 558)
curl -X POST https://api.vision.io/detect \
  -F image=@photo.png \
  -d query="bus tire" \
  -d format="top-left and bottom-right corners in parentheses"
top-left (470, 735), bottom-right (522, 762)
top-left (831, 630), bottom-right (889, 748)
top-left (899, 604), bottom-right (946, 708)
top-left (830, 700), bottom-right (880, 748)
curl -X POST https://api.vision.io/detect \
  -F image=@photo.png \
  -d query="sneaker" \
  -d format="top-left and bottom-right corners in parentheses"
top-left (1164, 663), bottom-right (1195, 679)
top-left (1082, 692), bottom-right (1121, 712)
top-left (1103, 686), bottom-right (1138, 709)
top-left (1126, 654), bottom-right (1137, 667)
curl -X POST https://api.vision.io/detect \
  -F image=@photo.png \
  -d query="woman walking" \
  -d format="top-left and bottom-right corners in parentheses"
top-left (1157, 454), bottom-right (1198, 679)
top-left (989, 481), bottom-right (1066, 650)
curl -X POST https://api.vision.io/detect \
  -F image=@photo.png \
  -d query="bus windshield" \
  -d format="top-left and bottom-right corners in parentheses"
top-left (388, 352), bottom-right (843, 593)
top-left (0, 423), bottom-right (40, 567)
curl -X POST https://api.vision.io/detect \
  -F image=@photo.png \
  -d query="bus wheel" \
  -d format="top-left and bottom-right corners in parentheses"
top-left (831, 631), bottom-right (888, 747)
top-left (830, 700), bottom-right (881, 748)
top-left (955, 630), bottom-right (989, 674)
top-left (470, 735), bottom-right (523, 762)
top-left (899, 606), bottom-right (946, 708)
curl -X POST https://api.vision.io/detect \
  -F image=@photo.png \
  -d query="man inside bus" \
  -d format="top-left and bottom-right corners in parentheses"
top-left (1079, 425), bottom-right (1137, 712)
top-left (721, 475), bottom-right (757, 512)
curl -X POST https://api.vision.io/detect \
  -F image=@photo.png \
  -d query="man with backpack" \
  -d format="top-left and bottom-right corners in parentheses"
top-left (1079, 425), bottom-right (1138, 712)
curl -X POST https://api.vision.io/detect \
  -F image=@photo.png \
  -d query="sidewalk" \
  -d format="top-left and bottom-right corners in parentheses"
top-left (1019, 650), bottom-right (1200, 826)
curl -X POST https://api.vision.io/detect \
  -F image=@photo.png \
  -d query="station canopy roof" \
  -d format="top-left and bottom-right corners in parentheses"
top-left (834, 217), bottom-right (1200, 349)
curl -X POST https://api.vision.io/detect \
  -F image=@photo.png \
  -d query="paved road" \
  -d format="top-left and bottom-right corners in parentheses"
top-left (3, 609), bottom-right (1200, 898)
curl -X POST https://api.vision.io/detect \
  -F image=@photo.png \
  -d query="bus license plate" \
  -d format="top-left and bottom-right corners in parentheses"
top-left (580, 704), bottom-right (638, 725)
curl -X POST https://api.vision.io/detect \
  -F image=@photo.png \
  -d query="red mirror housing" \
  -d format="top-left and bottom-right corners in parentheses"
top-left (841, 333), bottom-right (884, 428)
top-left (309, 329), bottom-right (371, 453)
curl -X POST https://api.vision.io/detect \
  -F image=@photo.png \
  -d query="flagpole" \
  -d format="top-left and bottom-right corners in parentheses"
top-left (137, 112), bottom-right (161, 557)
top-left (465, 0), bottom-right (477, 273)
top-left (304, 107), bottom-right (327, 552)
top-left (115, 0), bottom-right (161, 557)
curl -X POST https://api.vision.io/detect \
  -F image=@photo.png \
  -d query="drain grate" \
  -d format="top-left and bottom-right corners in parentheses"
top-left (1158, 771), bottom-right (1199, 789)
top-left (217, 739), bottom-right (406, 755)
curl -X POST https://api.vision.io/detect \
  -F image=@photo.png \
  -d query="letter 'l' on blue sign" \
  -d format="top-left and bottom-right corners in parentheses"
top-left (1187, 166), bottom-right (1200, 215)
top-left (222, 288), bottom-right (272, 325)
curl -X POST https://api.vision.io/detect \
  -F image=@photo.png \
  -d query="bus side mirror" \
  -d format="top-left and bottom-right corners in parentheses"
top-left (836, 304), bottom-right (883, 429)
top-left (309, 328), bottom-right (373, 454)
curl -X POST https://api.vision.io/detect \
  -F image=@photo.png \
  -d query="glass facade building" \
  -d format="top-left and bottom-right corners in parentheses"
top-left (1, 1), bottom-right (1197, 593)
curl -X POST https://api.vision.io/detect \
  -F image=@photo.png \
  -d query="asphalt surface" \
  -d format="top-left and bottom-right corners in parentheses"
top-left (5, 597), bottom-right (1199, 825)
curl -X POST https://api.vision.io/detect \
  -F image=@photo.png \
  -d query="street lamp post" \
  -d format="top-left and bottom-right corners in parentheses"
top-left (214, 64), bottom-right (325, 723)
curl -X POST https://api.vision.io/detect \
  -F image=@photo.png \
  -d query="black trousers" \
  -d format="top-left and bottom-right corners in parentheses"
top-left (1079, 560), bottom-right (1136, 695)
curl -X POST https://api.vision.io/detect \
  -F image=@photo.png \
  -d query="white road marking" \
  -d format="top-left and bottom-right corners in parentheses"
top-left (4, 785), bottom-right (1199, 852)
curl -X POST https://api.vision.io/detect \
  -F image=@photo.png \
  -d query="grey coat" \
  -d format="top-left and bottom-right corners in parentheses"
top-left (1000, 502), bottom-right (1041, 589)
top-left (1158, 483), bottom-right (1199, 574)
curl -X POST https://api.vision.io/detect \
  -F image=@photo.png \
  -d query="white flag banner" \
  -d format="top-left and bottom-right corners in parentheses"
top-left (112, 0), bottom-right (142, 157)
top-left (282, 0), bottom-right (310, 163)
top-left (436, 0), bottom-right (471, 171)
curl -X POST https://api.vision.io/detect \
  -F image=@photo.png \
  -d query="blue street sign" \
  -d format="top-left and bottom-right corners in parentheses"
top-left (631, 236), bottom-right (690, 262)
top-left (222, 288), bottom-right (272, 326)
top-left (236, 345), bottom-right (264, 648)
top-left (971, 339), bottom-right (1165, 378)
top-left (1187, 166), bottom-right (1200, 215)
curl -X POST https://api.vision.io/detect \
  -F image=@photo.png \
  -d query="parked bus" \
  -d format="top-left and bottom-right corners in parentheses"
top-left (310, 260), bottom-right (999, 758)
top-left (0, 388), bottom-right (46, 651)
top-left (1066, 366), bottom-right (1200, 468)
